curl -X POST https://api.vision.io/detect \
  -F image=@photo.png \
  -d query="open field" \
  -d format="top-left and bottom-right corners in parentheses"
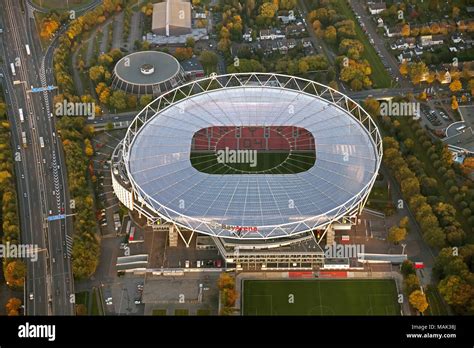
top-left (32, 0), bottom-right (94, 10)
top-left (243, 279), bottom-right (400, 315)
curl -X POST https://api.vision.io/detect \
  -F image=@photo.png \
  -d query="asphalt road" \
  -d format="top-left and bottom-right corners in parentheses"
top-left (0, 0), bottom-right (78, 315)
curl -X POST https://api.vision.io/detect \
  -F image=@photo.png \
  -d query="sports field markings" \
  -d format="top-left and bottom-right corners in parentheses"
top-left (369, 293), bottom-right (397, 315)
top-left (243, 279), bottom-right (400, 316)
top-left (248, 294), bottom-right (273, 315)
top-left (307, 305), bottom-right (336, 315)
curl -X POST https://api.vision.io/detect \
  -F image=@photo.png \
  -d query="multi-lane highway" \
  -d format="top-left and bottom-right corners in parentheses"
top-left (0, 0), bottom-right (74, 315)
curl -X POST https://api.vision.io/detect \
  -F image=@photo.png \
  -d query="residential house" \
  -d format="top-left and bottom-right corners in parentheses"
top-left (278, 12), bottom-right (296, 24)
top-left (452, 33), bottom-right (463, 44)
top-left (398, 50), bottom-right (413, 63)
top-left (194, 12), bottom-right (207, 19)
top-left (419, 35), bottom-right (445, 47)
top-left (301, 37), bottom-right (312, 48)
top-left (285, 24), bottom-right (305, 37)
top-left (243, 28), bottom-right (253, 42)
top-left (384, 24), bottom-right (402, 38)
top-left (368, 2), bottom-right (386, 15)
top-left (259, 29), bottom-right (286, 40)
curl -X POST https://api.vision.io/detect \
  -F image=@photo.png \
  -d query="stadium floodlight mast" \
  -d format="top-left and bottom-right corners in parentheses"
top-left (115, 73), bottom-right (383, 241)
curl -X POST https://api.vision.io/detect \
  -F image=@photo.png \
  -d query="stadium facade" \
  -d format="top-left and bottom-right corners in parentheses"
top-left (111, 73), bottom-right (382, 270)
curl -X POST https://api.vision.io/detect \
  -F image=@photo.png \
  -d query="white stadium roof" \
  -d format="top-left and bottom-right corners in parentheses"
top-left (122, 73), bottom-right (382, 239)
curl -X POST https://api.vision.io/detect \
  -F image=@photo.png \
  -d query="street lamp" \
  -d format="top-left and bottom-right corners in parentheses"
top-left (401, 243), bottom-right (407, 255)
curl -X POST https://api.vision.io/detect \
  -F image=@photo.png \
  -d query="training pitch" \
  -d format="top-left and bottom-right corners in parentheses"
top-left (242, 279), bottom-right (400, 315)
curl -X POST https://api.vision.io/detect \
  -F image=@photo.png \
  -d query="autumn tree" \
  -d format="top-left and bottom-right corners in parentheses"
top-left (401, 24), bottom-right (410, 37)
top-left (139, 95), bottom-right (153, 107)
top-left (4, 260), bottom-right (26, 288)
top-left (451, 96), bottom-right (459, 110)
top-left (218, 273), bottom-right (235, 290)
top-left (323, 26), bottom-right (337, 44)
top-left (5, 298), bottom-right (22, 316)
top-left (173, 47), bottom-right (193, 61)
top-left (84, 139), bottom-right (94, 157)
top-left (223, 288), bottom-right (238, 307)
top-left (409, 290), bottom-right (429, 313)
top-left (404, 274), bottom-right (420, 294)
top-left (40, 19), bottom-right (60, 40)
top-left (449, 79), bottom-right (462, 93)
top-left (141, 2), bottom-right (153, 16)
top-left (259, 2), bottom-right (278, 18)
top-left (388, 226), bottom-right (407, 244)
top-left (438, 275), bottom-right (474, 314)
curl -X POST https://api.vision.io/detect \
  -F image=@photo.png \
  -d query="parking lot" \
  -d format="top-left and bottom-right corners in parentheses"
top-left (91, 129), bottom-right (127, 236)
top-left (142, 272), bottom-right (220, 316)
top-left (142, 224), bottom-right (223, 269)
top-left (102, 274), bottom-right (146, 315)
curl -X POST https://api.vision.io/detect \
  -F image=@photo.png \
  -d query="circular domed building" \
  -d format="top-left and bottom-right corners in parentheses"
top-left (112, 51), bottom-right (186, 96)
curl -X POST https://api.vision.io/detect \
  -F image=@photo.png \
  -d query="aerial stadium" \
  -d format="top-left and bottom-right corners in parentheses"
top-left (111, 51), bottom-right (186, 96)
top-left (111, 73), bottom-right (382, 270)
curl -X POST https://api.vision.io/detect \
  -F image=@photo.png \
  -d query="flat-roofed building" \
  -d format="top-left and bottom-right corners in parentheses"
top-left (152, 0), bottom-right (192, 36)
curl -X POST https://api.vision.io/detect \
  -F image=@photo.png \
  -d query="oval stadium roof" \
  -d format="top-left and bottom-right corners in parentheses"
top-left (124, 75), bottom-right (381, 239)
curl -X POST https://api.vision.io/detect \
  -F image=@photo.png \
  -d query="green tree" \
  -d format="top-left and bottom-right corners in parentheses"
top-left (404, 274), bottom-right (420, 294)
top-left (139, 95), bottom-right (153, 107)
top-left (438, 275), bottom-right (473, 313)
top-left (199, 51), bottom-right (218, 74)
top-left (401, 260), bottom-right (416, 277)
top-left (108, 90), bottom-right (127, 111)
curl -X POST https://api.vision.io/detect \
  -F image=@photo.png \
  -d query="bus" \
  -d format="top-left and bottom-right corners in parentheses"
top-left (10, 63), bottom-right (15, 76)
top-left (18, 108), bottom-right (24, 123)
top-left (21, 132), bottom-right (27, 148)
top-left (39, 137), bottom-right (44, 148)
top-left (25, 44), bottom-right (30, 56)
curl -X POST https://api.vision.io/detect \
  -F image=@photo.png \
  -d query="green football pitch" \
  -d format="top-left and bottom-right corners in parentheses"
top-left (190, 151), bottom-right (316, 174)
top-left (242, 279), bottom-right (400, 315)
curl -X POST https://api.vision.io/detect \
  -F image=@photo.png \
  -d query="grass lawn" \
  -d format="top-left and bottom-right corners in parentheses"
top-left (425, 286), bottom-right (449, 316)
top-left (152, 309), bottom-right (167, 316)
top-left (32, 0), bottom-right (94, 10)
top-left (75, 291), bottom-right (89, 306)
top-left (174, 309), bottom-right (189, 316)
top-left (91, 288), bottom-right (101, 316)
top-left (368, 182), bottom-right (390, 201)
top-left (243, 279), bottom-right (400, 315)
top-left (196, 309), bottom-right (211, 316)
top-left (191, 151), bottom-right (315, 174)
top-left (332, 0), bottom-right (393, 89)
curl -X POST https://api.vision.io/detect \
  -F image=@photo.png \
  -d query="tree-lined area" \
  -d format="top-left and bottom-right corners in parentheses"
top-left (56, 117), bottom-right (99, 279)
top-left (0, 91), bottom-right (24, 313)
top-left (46, 0), bottom-right (131, 279)
top-left (307, 0), bottom-right (391, 89)
top-left (364, 97), bottom-right (474, 314)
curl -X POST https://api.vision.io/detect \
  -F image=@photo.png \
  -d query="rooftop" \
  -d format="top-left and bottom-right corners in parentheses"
top-left (125, 81), bottom-right (381, 239)
top-left (114, 51), bottom-right (181, 85)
